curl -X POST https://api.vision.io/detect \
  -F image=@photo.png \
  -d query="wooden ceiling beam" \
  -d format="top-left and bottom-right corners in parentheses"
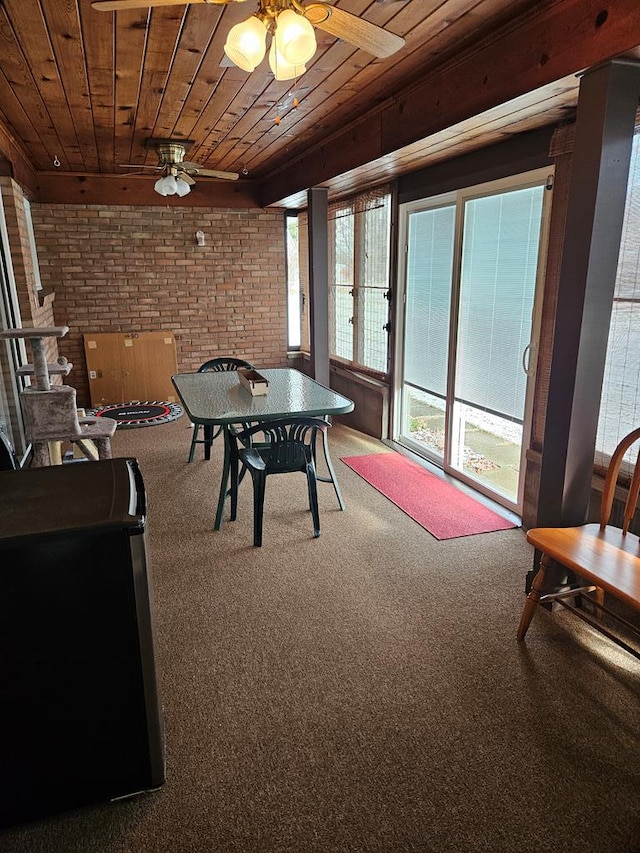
top-left (34, 172), bottom-right (261, 208)
top-left (259, 0), bottom-right (640, 206)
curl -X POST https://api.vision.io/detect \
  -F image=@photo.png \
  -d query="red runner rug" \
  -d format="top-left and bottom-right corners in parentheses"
top-left (341, 452), bottom-right (518, 540)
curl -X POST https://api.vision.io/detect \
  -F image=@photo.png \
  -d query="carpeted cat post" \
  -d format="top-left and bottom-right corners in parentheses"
top-left (0, 326), bottom-right (118, 466)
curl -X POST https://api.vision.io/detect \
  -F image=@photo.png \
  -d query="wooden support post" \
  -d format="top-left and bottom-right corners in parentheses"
top-left (308, 187), bottom-right (330, 387)
top-left (536, 60), bottom-right (640, 530)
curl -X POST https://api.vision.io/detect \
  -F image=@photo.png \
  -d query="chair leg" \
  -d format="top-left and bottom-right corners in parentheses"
top-left (517, 553), bottom-right (551, 641)
top-left (204, 425), bottom-right (213, 461)
top-left (230, 454), bottom-right (239, 522)
top-left (251, 471), bottom-right (266, 547)
top-left (306, 463), bottom-right (321, 538)
top-left (188, 424), bottom-right (199, 463)
top-left (592, 585), bottom-right (605, 611)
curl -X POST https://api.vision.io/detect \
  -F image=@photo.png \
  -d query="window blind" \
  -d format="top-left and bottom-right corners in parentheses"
top-left (455, 186), bottom-right (544, 422)
top-left (404, 205), bottom-right (456, 398)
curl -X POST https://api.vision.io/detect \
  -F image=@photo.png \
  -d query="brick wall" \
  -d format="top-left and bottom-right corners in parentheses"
top-left (1, 180), bottom-right (56, 333)
top-left (31, 203), bottom-right (288, 406)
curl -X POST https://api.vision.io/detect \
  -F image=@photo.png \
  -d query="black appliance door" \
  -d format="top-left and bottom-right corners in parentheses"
top-left (0, 458), bottom-right (165, 827)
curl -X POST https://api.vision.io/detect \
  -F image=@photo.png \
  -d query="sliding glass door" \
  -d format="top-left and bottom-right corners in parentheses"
top-left (395, 170), bottom-right (552, 512)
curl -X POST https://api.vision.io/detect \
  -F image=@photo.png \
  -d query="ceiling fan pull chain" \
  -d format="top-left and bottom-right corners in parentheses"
top-left (274, 85), bottom-right (282, 125)
top-left (273, 43), bottom-right (282, 125)
top-left (292, 68), bottom-right (299, 109)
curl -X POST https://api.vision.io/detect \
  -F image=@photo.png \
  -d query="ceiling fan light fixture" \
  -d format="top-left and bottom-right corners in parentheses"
top-left (154, 174), bottom-right (178, 196)
top-left (274, 9), bottom-right (316, 66)
top-left (175, 178), bottom-right (191, 197)
top-left (224, 16), bottom-right (268, 73)
top-left (268, 40), bottom-right (306, 81)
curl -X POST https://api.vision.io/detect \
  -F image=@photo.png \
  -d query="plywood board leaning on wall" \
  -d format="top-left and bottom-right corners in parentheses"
top-left (84, 332), bottom-right (178, 406)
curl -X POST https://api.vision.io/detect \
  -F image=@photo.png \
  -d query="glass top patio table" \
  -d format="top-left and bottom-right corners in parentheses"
top-left (171, 367), bottom-right (355, 529)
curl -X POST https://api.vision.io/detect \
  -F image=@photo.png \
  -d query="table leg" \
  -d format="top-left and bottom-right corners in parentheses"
top-left (316, 424), bottom-right (345, 511)
top-left (214, 425), bottom-right (232, 530)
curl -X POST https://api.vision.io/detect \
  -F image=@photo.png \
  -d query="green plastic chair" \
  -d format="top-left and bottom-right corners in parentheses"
top-left (187, 357), bottom-right (254, 462)
top-left (229, 417), bottom-right (329, 547)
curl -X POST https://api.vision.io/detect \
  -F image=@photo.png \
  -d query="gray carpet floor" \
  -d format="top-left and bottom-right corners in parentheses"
top-left (2, 419), bottom-right (640, 853)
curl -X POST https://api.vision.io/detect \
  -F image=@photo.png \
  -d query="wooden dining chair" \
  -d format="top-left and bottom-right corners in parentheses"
top-left (187, 357), bottom-right (254, 462)
top-left (517, 426), bottom-right (640, 658)
top-left (228, 417), bottom-right (329, 547)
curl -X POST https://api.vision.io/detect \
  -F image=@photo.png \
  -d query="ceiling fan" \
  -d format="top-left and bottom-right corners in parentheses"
top-left (92, 0), bottom-right (406, 77)
top-left (121, 140), bottom-right (240, 197)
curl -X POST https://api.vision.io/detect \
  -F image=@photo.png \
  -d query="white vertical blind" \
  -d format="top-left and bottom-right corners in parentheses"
top-left (404, 205), bottom-right (455, 397)
top-left (455, 186), bottom-right (544, 421)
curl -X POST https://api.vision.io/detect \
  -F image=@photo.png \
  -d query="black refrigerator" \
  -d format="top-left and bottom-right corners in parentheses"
top-left (0, 457), bottom-right (165, 827)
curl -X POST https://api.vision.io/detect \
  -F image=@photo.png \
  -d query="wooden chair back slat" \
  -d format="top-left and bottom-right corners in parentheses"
top-left (623, 447), bottom-right (640, 534)
top-left (599, 425), bottom-right (640, 528)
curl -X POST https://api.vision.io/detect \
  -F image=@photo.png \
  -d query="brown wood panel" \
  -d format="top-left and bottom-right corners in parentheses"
top-left (0, 76), bottom-right (53, 176)
top-left (215, 7), bottom-right (386, 173)
top-left (0, 6), bottom-right (70, 169)
top-left (114, 8), bottom-right (150, 168)
top-left (211, 36), bottom-right (358, 172)
top-left (0, 0), bottom-right (638, 207)
top-left (40, 0), bottom-right (100, 171)
top-left (131, 5), bottom-right (188, 162)
top-left (147, 4), bottom-right (223, 143)
top-left (187, 50), bottom-right (296, 175)
top-left (203, 0), bottom-right (378, 168)
top-left (169, 2), bottom-right (248, 149)
top-left (260, 0), bottom-right (640, 205)
top-left (2, 0), bottom-right (81, 169)
top-left (273, 76), bottom-right (578, 208)
top-left (84, 330), bottom-right (178, 405)
top-left (229, 0), bottom-right (513, 177)
top-left (381, 0), bottom-right (640, 153)
top-left (34, 171), bottom-right (261, 206)
top-left (178, 67), bottom-right (249, 165)
top-left (79, 0), bottom-right (116, 173)
top-left (0, 114), bottom-right (38, 195)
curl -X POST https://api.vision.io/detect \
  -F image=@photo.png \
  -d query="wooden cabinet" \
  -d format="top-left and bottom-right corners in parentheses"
top-left (84, 331), bottom-right (178, 406)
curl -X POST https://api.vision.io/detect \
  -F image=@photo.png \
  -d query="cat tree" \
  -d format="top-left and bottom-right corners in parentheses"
top-left (0, 326), bottom-right (117, 466)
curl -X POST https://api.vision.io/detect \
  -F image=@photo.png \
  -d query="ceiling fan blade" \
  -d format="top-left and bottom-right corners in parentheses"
top-left (181, 161), bottom-right (239, 180)
top-left (304, 3), bottom-right (405, 58)
top-left (118, 163), bottom-right (161, 170)
top-left (177, 172), bottom-right (196, 185)
top-left (91, 0), bottom-right (235, 12)
top-left (192, 168), bottom-right (240, 181)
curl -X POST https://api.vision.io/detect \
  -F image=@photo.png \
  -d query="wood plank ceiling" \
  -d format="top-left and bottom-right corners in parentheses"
top-left (0, 0), bottom-right (639, 208)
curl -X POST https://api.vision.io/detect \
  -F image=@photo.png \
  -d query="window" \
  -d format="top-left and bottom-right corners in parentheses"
top-left (285, 212), bottom-right (301, 349)
top-left (597, 127), bottom-right (640, 465)
top-left (328, 189), bottom-right (391, 374)
top-left (397, 171), bottom-right (550, 511)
